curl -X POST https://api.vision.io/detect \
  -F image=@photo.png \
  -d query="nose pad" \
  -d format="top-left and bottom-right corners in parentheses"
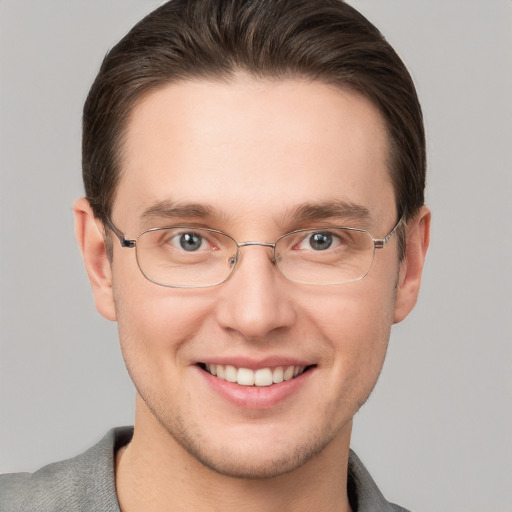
top-left (225, 250), bottom-right (243, 284)
top-left (228, 254), bottom-right (237, 267)
top-left (227, 248), bottom-right (245, 276)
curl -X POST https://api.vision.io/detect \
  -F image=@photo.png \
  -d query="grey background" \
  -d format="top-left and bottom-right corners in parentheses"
top-left (1, 1), bottom-right (511, 511)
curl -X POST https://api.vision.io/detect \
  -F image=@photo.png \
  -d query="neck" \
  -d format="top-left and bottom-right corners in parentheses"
top-left (115, 398), bottom-right (353, 512)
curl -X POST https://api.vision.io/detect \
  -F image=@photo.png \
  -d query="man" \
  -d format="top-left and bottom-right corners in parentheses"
top-left (0, 0), bottom-right (430, 510)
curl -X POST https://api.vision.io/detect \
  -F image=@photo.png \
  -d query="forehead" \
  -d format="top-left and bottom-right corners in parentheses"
top-left (114, 76), bottom-right (395, 232)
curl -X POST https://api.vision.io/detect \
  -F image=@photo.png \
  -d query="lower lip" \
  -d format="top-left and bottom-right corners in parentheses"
top-left (197, 366), bottom-right (313, 409)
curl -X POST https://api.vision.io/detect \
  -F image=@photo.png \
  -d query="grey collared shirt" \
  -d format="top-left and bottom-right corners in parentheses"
top-left (0, 427), bottom-right (411, 511)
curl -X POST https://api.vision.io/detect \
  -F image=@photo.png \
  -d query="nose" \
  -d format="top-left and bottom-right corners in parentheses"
top-left (215, 244), bottom-right (296, 340)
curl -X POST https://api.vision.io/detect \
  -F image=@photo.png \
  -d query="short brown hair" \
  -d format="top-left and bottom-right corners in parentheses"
top-left (83, 0), bottom-right (425, 237)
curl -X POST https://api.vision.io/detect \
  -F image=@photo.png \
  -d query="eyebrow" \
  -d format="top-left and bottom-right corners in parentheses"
top-left (140, 200), bottom-right (216, 222)
top-left (285, 200), bottom-right (372, 225)
top-left (139, 198), bottom-right (371, 228)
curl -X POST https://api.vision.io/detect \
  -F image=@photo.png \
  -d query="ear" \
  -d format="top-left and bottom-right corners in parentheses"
top-left (73, 197), bottom-right (117, 321)
top-left (393, 206), bottom-right (431, 323)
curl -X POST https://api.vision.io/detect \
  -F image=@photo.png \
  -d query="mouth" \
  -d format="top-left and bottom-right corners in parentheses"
top-left (198, 363), bottom-right (314, 387)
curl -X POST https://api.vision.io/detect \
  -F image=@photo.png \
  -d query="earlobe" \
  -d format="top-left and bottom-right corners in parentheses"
top-left (73, 197), bottom-right (117, 321)
top-left (393, 206), bottom-right (431, 324)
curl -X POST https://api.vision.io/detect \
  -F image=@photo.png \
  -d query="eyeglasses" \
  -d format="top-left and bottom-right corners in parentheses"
top-left (105, 216), bottom-right (403, 288)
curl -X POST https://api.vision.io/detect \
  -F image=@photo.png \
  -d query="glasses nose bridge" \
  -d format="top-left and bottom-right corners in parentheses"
top-left (232, 241), bottom-right (278, 271)
top-left (237, 241), bottom-right (276, 249)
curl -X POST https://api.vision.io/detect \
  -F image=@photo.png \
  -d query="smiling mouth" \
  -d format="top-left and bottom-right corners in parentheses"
top-left (198, 363), bottom-right (314, 387)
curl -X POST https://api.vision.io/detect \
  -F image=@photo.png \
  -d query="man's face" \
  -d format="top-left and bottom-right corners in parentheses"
top-left (104, 76), bottom-right (406, 477)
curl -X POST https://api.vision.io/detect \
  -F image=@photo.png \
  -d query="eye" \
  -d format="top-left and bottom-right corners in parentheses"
top-left (299, 231), bottom-right (340, 251)
top-left (171, 231), bottom-right (207, 251)
top-left (309, 232), bottom-right (333, 250)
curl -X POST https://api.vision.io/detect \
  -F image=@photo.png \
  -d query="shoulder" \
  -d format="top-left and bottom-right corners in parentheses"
top-left (0, 460), bottom-right (81, 512)
top-left (348, 450), bottom-right (412, 512)
top-left (0, 427), bottom-right (133, 512)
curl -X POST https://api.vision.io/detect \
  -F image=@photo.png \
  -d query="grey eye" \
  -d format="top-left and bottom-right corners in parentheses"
top-left (309, 232), bottom-right (333, 250)
top-left (179, 232), bottom-right (203, 251)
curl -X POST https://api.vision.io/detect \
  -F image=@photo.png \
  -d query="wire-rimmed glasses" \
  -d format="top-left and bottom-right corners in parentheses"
top-left (105, 217), bottom-right (403, 288)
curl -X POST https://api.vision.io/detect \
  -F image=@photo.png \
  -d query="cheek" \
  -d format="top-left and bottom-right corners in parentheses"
top-left (301, 277), bottom-right (396, 376)
top-left (305, 277), bottom-right (394, 335)
top-left (112, 272), bottom-right (214, 376)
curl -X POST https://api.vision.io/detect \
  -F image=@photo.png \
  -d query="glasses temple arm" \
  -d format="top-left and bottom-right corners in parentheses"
top-left (373, 213), bottom-right (405, 249)
top-left (103, 218), bottom-right (136, 248)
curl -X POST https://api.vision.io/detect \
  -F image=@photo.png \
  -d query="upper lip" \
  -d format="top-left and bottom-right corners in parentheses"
top-left (196, 356), bottom-right (315, 370)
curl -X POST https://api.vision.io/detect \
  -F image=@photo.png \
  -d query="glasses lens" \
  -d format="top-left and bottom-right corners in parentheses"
top-left (135, 228), bottom-right (238, 287)
top-left (275, 227), bottom-right (375, 285)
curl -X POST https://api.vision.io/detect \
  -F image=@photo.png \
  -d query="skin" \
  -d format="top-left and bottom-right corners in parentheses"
top-left (74, 76), bottom-right (430, 512)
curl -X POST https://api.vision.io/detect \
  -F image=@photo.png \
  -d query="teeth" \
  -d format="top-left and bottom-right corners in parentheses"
top-left (225, 365), bottom-right (237, 383)
top-left (237, 367), bottom-right (255, 386)
top-left (283, 366), bottom-right (295, 381)
top-left (272, 366), bottom-right (284, 384)
top-left (254, 368), bottom-right (273, 387)
top-left (204, 364), bottom-right (306, 387)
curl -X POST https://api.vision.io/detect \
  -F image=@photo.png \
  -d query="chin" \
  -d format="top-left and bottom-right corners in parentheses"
top-left (182, 437), bottom-right (327, 480)
top-left (163, 411), bottom-right (344, 480)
